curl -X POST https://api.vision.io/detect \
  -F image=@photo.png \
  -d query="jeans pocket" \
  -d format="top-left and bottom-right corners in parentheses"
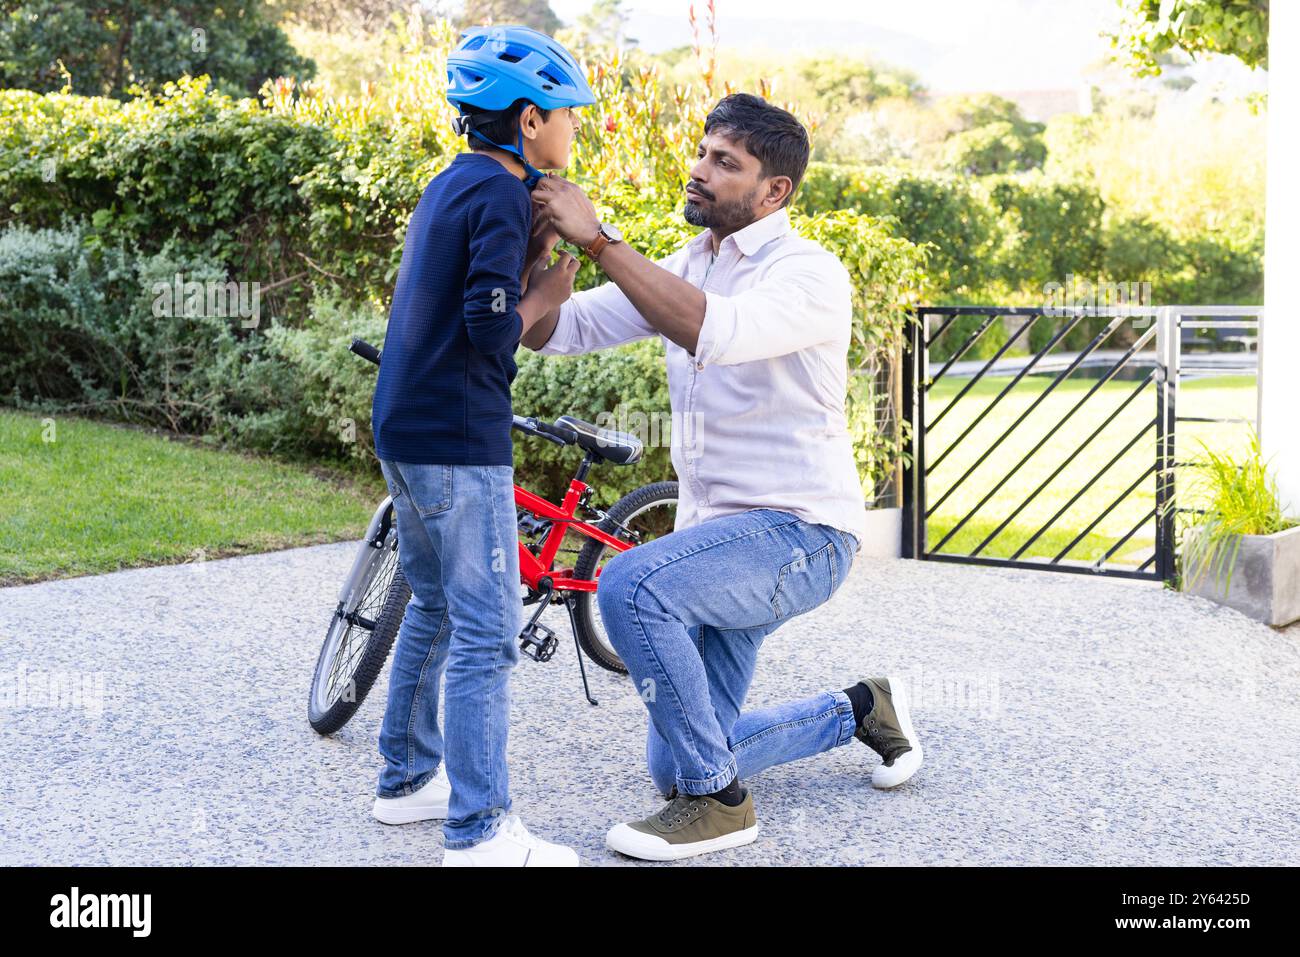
top-left (401, 463), bottom-right (453, 518)
top-left (379, 461), bottom-right (404, 503)
top-left (835, 529), bottom-right (858, 570)
top-left (769, 540), bottom-right (835, 619)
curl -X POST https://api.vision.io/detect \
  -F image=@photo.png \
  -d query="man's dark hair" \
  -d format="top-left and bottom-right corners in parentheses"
top-left (462, 97), bottom-right (551, 149)
top-left (703, 93), bottom-right (810, 207)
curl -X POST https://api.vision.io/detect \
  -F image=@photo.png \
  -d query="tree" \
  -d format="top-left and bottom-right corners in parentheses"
top-left (0, 0), bottom-right (314, 98)
top-left (270, 0), bottom-right (437, 35)
top-left (1108, 0), bottom-right (1269, 75)
top-left (798, 56), bottom-right (921, 115)
top-left (572, 0), bottom-right (635, 50)
top-left (935, 94), bottom-right (1046, 175)
top-left (457, 0), bottom-right (561, 34)
top-left (795, 56), bottom-right (922, 161)
top-left (941, 121), bottom-right (1047, 175)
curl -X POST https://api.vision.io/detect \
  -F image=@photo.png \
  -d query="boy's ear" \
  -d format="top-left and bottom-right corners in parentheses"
top-left (519, 103), bottom-right (543, 141)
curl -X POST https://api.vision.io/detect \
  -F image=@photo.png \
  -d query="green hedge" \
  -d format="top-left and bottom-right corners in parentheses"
top-left (0, 80), bottom-right (437, 314)
top-left (797, 159), bottom-right (1262, 325)
top-left (0, 81), bottom-right (926, 502)
top-left (797, 163), bottom-right (997, 298)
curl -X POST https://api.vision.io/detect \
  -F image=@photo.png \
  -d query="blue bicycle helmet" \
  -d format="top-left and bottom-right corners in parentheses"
top-left (447, 25), bottom-right (596, 187)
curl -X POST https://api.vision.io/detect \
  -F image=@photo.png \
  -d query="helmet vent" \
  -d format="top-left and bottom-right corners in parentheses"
top-left (498, 51), bottom-right (523, 63)
top-left (463, 35), bottom-right (487, 51)
top-left (537, 68), bottom-right (565, 86)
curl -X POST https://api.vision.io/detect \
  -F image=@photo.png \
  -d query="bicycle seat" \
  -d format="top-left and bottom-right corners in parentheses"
top-left (555, 415), bottom-right (644, 466)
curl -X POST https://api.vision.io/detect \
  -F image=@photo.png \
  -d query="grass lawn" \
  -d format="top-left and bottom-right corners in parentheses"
top-left (920, 373), bottom-right (1257, 568)
top-left (0, 409), bottom-right (387, 585)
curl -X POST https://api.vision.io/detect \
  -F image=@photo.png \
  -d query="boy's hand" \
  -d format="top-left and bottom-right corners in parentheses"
top-left (523, 249), bottom-right (580, 314)
top-left (528, 203), bottom-right (562, 262)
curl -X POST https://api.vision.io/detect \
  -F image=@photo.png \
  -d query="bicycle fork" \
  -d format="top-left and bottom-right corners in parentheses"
top-left (333, 496), bottom-right (397, 624)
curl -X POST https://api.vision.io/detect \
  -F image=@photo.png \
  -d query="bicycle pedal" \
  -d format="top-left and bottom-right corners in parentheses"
top-left (519, 621), bottom-right (559, 662)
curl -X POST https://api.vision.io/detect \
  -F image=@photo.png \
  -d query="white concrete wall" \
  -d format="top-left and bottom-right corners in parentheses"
top-left (1261, 2), bottom-right (1300, 518)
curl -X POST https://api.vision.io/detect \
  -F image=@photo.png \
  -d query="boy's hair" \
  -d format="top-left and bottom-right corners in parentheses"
top-left (703, 93), bottom-right (810, 207)
top-left (462, 97), bottom-right (552, 150)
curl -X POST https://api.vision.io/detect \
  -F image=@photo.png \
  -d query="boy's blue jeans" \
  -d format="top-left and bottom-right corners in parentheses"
top-left (596, 508), bottom-right (861, 797)
top-left (374, 459), bottom-right (521, 850)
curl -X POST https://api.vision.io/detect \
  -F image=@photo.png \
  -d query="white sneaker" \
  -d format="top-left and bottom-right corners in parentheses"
top-left (442, 815), bottom-right (580, 867)
top-left (372, 767), bottom-right (451, 825)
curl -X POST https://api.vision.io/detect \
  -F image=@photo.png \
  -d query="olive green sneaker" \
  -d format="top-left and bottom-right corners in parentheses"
top-left (606, 791), bottom-right (758, 861)
top-left (854, 676), bottom-right (924, 789)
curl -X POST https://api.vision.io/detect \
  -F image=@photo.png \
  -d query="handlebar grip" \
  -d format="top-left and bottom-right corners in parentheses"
top-left (350, 338), bottom-right (381, 366)
top-left (533, 418), bottom-right (578, 444)
top-left (512, 415), bottom-right (576, 446)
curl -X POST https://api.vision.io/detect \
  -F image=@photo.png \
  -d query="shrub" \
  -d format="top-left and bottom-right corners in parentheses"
top-left (0, 221), bottom-right (133, 407)
top-left (0, 221), bottom-right (317, 444)
top-left (797, 163), bottom-right (997, 300)
top-left (261, 296), bottom-right (391, 461)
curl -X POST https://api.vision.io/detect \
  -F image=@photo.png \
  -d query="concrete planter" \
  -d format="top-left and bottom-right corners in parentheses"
top-left (1181, 524), bottom-right (1300, 626)
top-left (858, 506), bottom-right (903, 559)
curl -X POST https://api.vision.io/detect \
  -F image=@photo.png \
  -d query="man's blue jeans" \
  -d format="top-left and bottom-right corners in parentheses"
top-left (374, 459), bottom-right (522, 849)
top-left (596, 508), bottom-right (861, 797)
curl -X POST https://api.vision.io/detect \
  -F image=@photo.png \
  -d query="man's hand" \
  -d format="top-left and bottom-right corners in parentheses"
top-left (532, 175), bottom-right (602, 247)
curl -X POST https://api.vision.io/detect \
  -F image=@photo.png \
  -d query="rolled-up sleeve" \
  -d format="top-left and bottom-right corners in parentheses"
top-left (534, 247), bottom-right (688, 356)
top-left (534, 281), bottom-right (655, 356)
top-left (692, 249), bottom-right (851, 368)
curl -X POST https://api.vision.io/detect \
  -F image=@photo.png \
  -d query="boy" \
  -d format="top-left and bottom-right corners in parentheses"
top-left (368, 25), bottom-right (590, 866)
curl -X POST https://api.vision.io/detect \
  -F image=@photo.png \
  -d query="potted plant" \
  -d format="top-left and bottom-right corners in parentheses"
top-left (1170, 429), bottom-right (1300, 626)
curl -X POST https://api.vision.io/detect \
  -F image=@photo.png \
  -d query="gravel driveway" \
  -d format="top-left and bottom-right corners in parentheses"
top-left (2, 541), bottom-right (1297, 866)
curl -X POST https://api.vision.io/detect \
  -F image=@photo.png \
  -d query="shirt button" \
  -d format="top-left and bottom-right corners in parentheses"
top-left (695, 361), bottom-right (704, 370)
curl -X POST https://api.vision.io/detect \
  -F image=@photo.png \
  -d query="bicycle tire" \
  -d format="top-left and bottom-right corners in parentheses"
top-left (308, 554), bottom-right (411, 735)
top-left (571, 481), bottom-right (679, 674)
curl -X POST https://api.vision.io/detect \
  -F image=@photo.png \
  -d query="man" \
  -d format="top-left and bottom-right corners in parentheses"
top-left (527, 93), bottom-right (925, 862)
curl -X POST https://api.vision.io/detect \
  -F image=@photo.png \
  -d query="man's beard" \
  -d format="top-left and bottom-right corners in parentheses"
top-left (682, 184), bottom-right (759, 234)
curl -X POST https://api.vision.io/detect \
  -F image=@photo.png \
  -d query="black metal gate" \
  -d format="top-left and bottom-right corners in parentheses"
top-left (900, 306), bottom-right (1177, 582)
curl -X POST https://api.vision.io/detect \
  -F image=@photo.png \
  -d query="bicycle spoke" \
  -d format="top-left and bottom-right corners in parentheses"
top-left (323, 551), bottom-right (399, 706)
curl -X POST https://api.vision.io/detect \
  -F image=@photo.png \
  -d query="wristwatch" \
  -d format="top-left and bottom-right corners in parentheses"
top-left (581, 222), bottom-right (623, 262)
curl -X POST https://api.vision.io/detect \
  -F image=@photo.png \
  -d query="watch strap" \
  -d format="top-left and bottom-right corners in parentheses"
top-left (582, 230), bottom-right (611, 261)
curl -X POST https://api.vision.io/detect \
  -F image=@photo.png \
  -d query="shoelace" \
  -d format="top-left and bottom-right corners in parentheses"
top-left (655, 795), bottom-right (704, 829)
top-left (498, 814), bottom-right (541, 849)
top-left (861, 715), bottom-right (910, 763)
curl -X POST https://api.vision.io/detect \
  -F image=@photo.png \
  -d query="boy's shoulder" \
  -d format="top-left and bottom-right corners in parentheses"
top-left (427, 153), bottom-right (530, 207)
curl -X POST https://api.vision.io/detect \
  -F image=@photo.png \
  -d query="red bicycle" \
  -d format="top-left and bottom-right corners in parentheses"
top-left (307, 338), bottom-right (678, 734)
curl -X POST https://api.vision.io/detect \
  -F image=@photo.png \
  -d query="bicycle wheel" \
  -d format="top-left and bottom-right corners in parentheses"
top-left (308, 517), bottom-right (411, 735)
top-left (571, 481), bottom-right (679, 673)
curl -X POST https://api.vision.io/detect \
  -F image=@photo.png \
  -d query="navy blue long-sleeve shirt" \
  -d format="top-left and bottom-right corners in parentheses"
top-left (372, 152), bottom-right (531, 465)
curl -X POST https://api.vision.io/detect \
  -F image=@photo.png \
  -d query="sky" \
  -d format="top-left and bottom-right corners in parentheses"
top-left (547, 0), bottom-right (1265, 95)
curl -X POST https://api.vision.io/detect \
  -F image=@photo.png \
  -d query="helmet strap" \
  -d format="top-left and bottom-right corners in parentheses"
top-left (455, 106), bottom-right (545, 189)
top-left (514, 125), bottom-right (546, 189)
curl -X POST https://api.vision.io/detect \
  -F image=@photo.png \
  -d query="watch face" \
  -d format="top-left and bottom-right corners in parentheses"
top-left (601, 222), bottom-right (623, 243)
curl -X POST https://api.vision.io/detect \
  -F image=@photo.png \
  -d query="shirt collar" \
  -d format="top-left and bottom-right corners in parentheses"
top-left (690, 207), bottom-right (792, 258)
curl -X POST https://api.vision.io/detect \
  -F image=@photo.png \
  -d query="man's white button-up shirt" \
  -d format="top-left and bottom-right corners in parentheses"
top-left (534, 206), bottom-right (869, 549)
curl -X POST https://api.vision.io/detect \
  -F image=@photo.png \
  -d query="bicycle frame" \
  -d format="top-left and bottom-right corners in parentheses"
top-left (515, 475), bottom-right (632, 593)
top-left (514, 458), bottom-right (645, 706)
top-left (340, 337), bottom-right (652, 706)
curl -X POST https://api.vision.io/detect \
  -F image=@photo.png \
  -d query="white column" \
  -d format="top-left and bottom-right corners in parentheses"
top-left (1261, 2), bottom-right (1300, 517)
